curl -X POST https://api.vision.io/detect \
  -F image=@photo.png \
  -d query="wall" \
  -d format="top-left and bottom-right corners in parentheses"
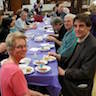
top-left (0, 0), bottom-right (4, 11)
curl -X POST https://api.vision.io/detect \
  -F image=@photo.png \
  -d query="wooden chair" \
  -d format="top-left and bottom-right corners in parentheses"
top-left (92, 72), bottom-right (96, 96)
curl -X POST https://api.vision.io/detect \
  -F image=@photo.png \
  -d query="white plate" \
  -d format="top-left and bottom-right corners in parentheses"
top-left (19, 65), bottom-right (34, 74)
top-left (29, 47), bottom-right (40, 52)
top-left (48, 44), bottom-right (55, 48)
top-left (35, 65), bottom-right (51, 73)
top-left (40, 43), bottom-right (49, 46)
top-left (25, 66), bottom-right (34, 74)
top-left (43, 55), bottom-right (56, 62)
top-left (43, 34), bottom-right (48, 38)
top-left (34, 36), bottom-right (43, 42)
top-left (27, 34), bottom-right (34, 39)
top-left (40, 43), bottom-right (55, 49)
top-left (40, 46), bottom-right (50, 51)
top-left (45, 28), bottom-right (54, 33)
top-left (33, 60), bottom-right (48, 65)
top-left (19, 58), bottom-right (31, 65)
top-left (44, 25), bottom-right (52, 29)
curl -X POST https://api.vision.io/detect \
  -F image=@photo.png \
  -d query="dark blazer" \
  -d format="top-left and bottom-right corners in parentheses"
top-left (58, 24), bottom-right (67, 41)
top-left (59, 33), bottom-right (96, 96)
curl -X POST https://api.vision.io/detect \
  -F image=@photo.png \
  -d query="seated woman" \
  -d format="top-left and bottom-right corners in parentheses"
top-left (0, 32), bottom-right (44, 96)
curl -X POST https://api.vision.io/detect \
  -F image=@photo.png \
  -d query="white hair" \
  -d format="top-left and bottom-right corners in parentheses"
top-left (20, 11), bottom-right (27, 17)
top-left (64, 13), bottom-right (76, 20)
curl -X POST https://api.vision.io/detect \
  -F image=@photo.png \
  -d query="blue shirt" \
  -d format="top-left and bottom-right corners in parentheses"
top-left (57, 28), bottom-right (77, 59)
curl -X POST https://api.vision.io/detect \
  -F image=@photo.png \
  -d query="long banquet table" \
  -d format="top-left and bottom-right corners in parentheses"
top-left (25, 20), bottom-right (61, 96)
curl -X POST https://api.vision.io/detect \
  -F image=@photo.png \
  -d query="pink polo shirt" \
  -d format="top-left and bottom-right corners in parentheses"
top-left (0, 63), bottom-right (29, 96)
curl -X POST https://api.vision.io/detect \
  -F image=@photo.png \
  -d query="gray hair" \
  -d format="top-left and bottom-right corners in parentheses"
top-left (5, 32), bottom-right (27, 51)
top-left (64, 13), bottom-right (76, 20)
top-left (51, 17), bottom-right (63, 25)
top-left (20, 11), bottom-right (27, 17)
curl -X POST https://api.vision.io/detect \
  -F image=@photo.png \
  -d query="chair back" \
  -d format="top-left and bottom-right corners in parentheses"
top-left (92, 72), bottom-right (96, 96)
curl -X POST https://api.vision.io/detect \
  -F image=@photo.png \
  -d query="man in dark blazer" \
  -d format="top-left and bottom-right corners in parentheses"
top-left (49, 13), bottom-right (96, 96)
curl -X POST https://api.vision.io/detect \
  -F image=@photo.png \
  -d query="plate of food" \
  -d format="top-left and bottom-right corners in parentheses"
top-left (35, 65), bottom-right (51, 73)
top-left (43, 55), bottom-right (56, 62)
top-left (25, 66), bottom-right (34, 74)
top-left (29, 47), bottom-right (40, 52)
top-left (19, 65), bottom-right (34, 74)
top-left (40, 43), bottom-right (55, 49)
top-left (34, 36), bottom-right (43, 42)
top-left (40, 46), bottom-right (50, 51)
top-left (46, 44), bottom-right (55, 49)
top-left (33, 60), bottom-right (48, 65)
top-left (19, 58), bottom-right (31, 65)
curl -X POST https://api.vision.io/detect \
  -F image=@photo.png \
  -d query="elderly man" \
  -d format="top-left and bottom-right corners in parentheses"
top-left (15, 11), bottom-right (37, 32)
top-left (50, 13), bottom-right (96, 96)
top-left (50, 17), bottom-right (66, 40)
top-left (48, 17), bottom-right (67, 50)
top-left (15, 11), bottom-right (28, 32)
top-left (57, 14), bottom-right (77, 58)
top-left (48, 14), bottom-right (77, 59)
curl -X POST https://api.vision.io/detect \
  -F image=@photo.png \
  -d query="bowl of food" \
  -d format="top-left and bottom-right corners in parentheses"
top-left (25, 66), bottom-right (34, 74)
top-left (40, 46), bottom-right (50, 51)
top-left (19, 65), bottom-right (34, 74)
top-left (34, 36), bottom-right (43, 42)
top-left (19, 58), bottom-right (31, 65)
top-left (43, 55), bottom-right (56, 62)
top-left (33, 60), bottom-right (48, 65)
top-left (35, 65), bottom-right (51, 73)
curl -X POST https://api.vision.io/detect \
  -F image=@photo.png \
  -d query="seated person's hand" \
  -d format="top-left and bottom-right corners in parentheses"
top-left (58, 67), bottom-right (65, 76)
top-left (48, 34), bottom-right (59, 38)
top-left (24, 25), bottom-right (29, 31)
top-left (48, 52), bottom-right (57, 57)
top-left (31, 23), bottom-right (37, 29)
top-left (0, 43), bottom-right (6, 53)
top-left (46, 36), bottom-right (56, 42)
top-left (48, 52), bottom-right (61, 61)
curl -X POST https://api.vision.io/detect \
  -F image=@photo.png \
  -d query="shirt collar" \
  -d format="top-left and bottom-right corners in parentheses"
top-left (77, 32), bottom-right (90, 43)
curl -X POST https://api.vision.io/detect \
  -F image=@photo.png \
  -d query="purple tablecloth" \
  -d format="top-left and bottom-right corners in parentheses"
top-left (25, 22), bottom-right (61, 96)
